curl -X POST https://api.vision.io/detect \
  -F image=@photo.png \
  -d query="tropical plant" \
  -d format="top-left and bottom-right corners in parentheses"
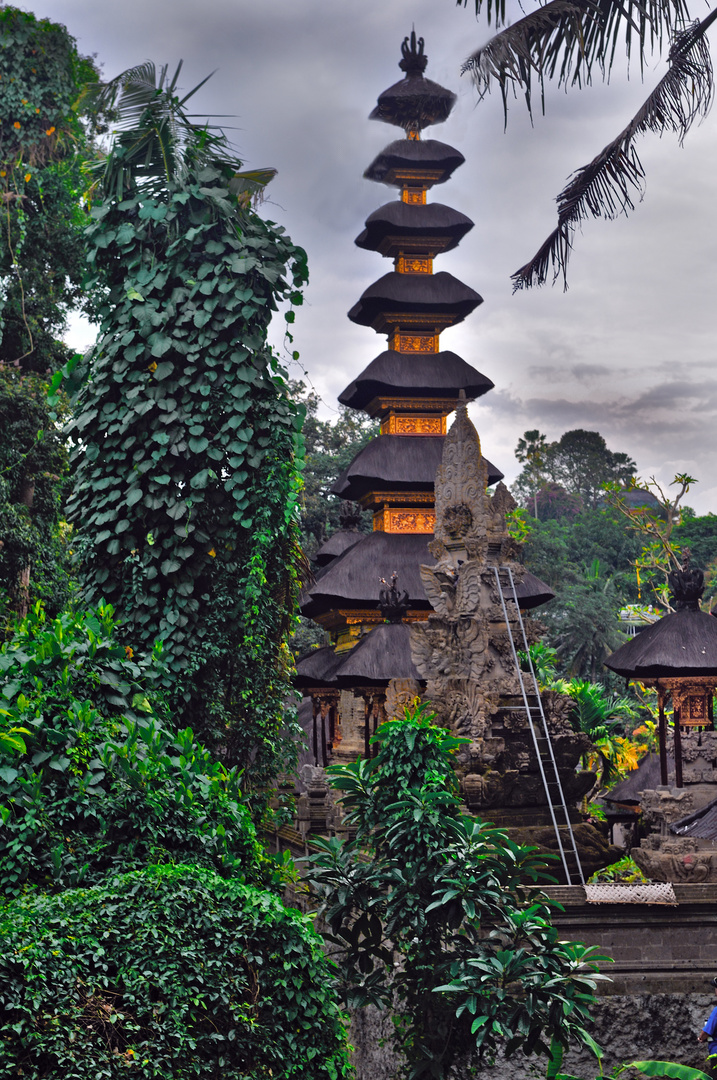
top-left (0, 7), bottom-right (101, 374)
top-left (0, 602), bottom-right (272, 897)
top-left (0, 863), bottom-right (351, 1079)
top-left (560, 678), bottom-right (641, 787)
top-left (64, 62), bottom-right (308, 786)
top-left (587, 855), bottom-right (648, 883)
top-left (456, 0), bottom-right (716, 288)
top-left (604, 473), bottom-right (704, 611)
top-left (0, 365), bottom-right (72, 623)
top-left (541, 559), bottom-right (628, 681)
top-left (306, 703), bottom-right (607, 1079)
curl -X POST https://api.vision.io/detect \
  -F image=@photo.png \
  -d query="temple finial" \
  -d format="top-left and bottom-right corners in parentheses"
top-left (400, 30), bottom-right (428, 77)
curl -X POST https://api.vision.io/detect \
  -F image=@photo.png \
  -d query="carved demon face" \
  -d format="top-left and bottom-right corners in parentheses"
top-left (444, 503), bottom-right (473, 539)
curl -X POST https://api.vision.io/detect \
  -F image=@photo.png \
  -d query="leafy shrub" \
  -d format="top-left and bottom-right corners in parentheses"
top-left (0, 603), bottom-right (266, 895)
top-left (0, 864), bottom-right (351, 1079)
top-left (307, 704), bottom-right (605, 1079)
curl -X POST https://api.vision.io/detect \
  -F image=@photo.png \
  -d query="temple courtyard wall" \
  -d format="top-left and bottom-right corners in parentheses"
top-left (348, 883), bottom-right (717, 1079)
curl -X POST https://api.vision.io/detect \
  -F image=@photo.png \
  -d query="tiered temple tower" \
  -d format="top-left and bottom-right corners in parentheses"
top-left (296, 32), bottom-right (552, 780)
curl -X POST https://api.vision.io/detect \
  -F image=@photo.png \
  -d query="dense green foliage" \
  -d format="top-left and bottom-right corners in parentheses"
top-left (291, 380), bottom-right (377, 558)
top-left (307, 705), bottom-right (604, 1079)
top-left (0, 864), bottom-right (351, 1079)
top-left (0, 367), bottom-right (71, 622)
top-left (65, 65), bottom-right (308, 782)
top-left (0, 9), bottom-right (101, 622)
top-left (0, 7), bottom-right (99, 375)
top-left (0, 602), bottom-right (269, 896)
top-left (513, 429), bottom-right (636, 512)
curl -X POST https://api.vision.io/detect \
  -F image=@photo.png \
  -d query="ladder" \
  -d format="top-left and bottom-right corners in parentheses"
top-left (491, 566), bottom-right (584, 886)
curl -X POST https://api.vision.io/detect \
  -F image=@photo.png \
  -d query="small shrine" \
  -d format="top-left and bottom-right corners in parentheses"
top-left (606, 555), bottom-right (717, 881)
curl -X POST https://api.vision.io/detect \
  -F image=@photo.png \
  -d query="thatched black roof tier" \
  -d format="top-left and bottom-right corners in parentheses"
top-left (364, 138), bottom-right (465, 187)
top-left (300, 532), bottom-right (554, 618)
top-left (603, 752), bottom-right (676, 803)
top-left (348, 271), bottom-right (482, 329)
top-left (338, 350), bottom-right (494, 411)
top-left (314, 529), bottom-right (364, 567)
top-left (330, 435), bottom-right (503, 501)
top-left (355, 203), bottom-right (473, 255)
top-left (301, 533), bottom-right (433, 618)
top-left (370, 31), bottom-right (456, 132)
top-left (295, 646), bottom-right (343, 689)
top-left (671, 796), bottom-right (717, 839)
top-left (606, 608), bottom-right (717, 678)
top-left (334, 623), bottom-right (423, 686)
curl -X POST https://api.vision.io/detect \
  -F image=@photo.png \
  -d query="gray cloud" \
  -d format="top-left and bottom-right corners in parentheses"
top-left (41, 0), bottom-right (717, 513)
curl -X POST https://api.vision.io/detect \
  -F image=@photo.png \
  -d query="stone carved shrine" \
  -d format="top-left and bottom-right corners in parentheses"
top-left (294, 34), bottom-right (612, 875)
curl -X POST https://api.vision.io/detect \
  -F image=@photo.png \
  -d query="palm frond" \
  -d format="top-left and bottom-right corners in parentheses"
top-left (84, 61), bottom-right (278, 204)
top-left (512, 12), bottom-right (717, 290)
top-left (461, 0), bottom-right (690, 118)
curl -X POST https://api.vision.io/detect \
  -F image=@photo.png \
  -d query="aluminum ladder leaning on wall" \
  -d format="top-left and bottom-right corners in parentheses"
top-left (492, 565), bottom-right (585, 887)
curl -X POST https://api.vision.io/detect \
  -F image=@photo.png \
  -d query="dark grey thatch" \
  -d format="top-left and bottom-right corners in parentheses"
top-left (364, 138), bottom-right (465, 187)
top-left (606, 609), bottom-right (717, 678)
top-left (355, 202), bottom-right (473, 255)
top-left (300, 532), bottom-right (554, 619)
top-left (516, 570), bottom-right (555, 610)
top-left (295, 646), bottom-right (342, 689)
top-left (348, 271), bottom-right (482, 328)
top-left (334, 622), bottom-right (423, 686)
top-left (338, 351), bottom-right (494, 411)
top-left (314, 529), bottom-right (364, 567)
top-left (604, 752), bottom-right (675, 804)
top-left (671, 796), bottom-right (717, 839)
top-left (301, 532), bottom-right (434, 618)
top-left (370, 76), bottom-right (456, 131)
top-left (331, 435), bottom-right (503, 500)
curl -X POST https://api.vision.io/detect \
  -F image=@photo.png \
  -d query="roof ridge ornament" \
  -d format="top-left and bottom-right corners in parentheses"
top-left (378, 572), bottom-right (410, 622)
top-left (668, 548), bottom-right (704, 610)
top-left (399, 30), bottom-right (428, 77)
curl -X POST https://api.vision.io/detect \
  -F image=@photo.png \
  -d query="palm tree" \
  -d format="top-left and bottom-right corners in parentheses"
top-left (456, 0), bottom-right (717, 288)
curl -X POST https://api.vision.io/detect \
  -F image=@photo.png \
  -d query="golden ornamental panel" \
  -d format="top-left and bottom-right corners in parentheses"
top-left (392, 168), bottom-right (442, 185)
top-left (374, 508), bottom-right (436, 534)
top-left (377, 235), bottom-right (452, 258)
top-left (401, 187), bottom-right (426, 204)
top-left (396, 256), bottom-right (433, 275)
top-left (380, 413), bottom-right (445, 436)
top-left (389, 330), bottom-right (438, 353)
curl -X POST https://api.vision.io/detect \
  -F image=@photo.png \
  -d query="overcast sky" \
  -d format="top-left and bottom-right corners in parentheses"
top-left (34, 0), bottom-right (717, 512)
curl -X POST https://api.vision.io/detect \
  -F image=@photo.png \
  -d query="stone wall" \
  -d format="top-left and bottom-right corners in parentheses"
top-left (346, 885), bottom-right (717, 1079)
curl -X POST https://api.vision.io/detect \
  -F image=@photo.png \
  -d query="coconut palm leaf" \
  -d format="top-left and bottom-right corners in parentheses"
top-left (511, 11), bottom-right (717, 288)
top-left (86, 62), bottom-right (277, 204)
top-left (460, 0), bottom-right (690, 120)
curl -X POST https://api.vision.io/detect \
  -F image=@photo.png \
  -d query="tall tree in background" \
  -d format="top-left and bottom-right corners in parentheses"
top-left (515, 428), bottom-right (548, 518)
top-left (512, 428), bottom-right (636, 513)
top-left (457, 0), bottom-right (714, 287)
top-left (66, 63), bottom-right (308, 787)
top-left (291, 380), bottom-right (377, 559)
top-left (0, 9), bottom-right (100, 622)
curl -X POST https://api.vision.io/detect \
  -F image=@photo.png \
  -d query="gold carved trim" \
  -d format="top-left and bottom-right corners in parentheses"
top-left (396, 256), bottom-right (433, 275)
top-left (377, 235), bottom-right (453, 258)
top-left (390, 168), bottom-right (443, 185)
top-left (374, 312), bottom-right (456, 335)
top-left (367, 396), bottom-right (461, 418)
top-left (401, 186), bottom-right (426, 204)
top-left (389, 330), bottom-right (438, 353)
top-left (374, 508), bottom-right (436, 534)
top-left (380, 413), bottom-right (445, 436)
top-left (358, 489), bottom-right (435, 511)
